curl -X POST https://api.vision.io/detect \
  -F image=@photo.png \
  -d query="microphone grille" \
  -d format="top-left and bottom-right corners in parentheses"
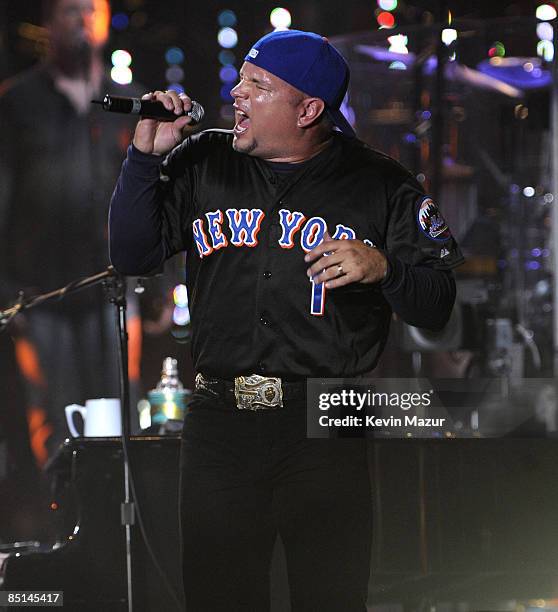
top-left (189, 101), bottom-right (205, 124)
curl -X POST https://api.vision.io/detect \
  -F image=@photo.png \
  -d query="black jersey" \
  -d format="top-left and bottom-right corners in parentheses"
top-left (110, 130), bottom-right (463, 379)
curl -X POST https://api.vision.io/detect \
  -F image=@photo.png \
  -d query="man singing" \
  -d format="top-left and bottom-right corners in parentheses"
top-left (109, 29), bottom-right (463, 611)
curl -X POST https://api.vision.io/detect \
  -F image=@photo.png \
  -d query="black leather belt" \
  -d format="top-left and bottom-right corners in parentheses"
top-left (195, 373), bottom-right (306, 410)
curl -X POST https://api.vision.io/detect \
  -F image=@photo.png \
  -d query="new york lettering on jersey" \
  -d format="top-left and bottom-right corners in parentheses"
top-left (190, 207), bottom-right (376, 317)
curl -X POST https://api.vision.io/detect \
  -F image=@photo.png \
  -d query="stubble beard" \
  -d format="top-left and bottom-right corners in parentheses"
top-left (232, 136), bottom-right (258, 156)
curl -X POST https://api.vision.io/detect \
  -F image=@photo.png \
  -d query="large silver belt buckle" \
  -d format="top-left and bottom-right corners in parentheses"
top-left (234, 375), bottom-right (283, 410)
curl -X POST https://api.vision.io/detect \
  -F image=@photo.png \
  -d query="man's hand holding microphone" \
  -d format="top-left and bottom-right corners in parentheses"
top-left (133, 90), bottom-right (199, 156)
top-left (92, 90), bottom-right (204, 156)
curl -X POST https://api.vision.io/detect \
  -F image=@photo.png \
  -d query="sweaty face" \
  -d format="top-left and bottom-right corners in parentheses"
top-left (230, 62), bottom-right (305, 162)
top-left (48, 0), bottom-right (109, 52)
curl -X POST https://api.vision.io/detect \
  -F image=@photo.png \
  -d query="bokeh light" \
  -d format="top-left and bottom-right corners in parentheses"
top-left (441, 28), bottom-right (457, 46)
top-left (218, 9), bottom-right (237, 27)
top-left (111, 49), bottom-right (132, 68)
top-left (219, 65), bottom-right (238, 83)
top-left (537, 21), bottom-right (554, 41)
top-left (219, 50), bottom-right (236, 66)
top-left (111, 13), bottom-right (129, 30)
top-left (165, 66), bottom-right (184, 82)
top-left (173, 284), bottom-right (188, 308)
top-left (537, 39), bottom-right (554, 61)
top-left (167, 83), bottom-right (185, 94)
top-left (173, 306), bottom-right (191, 326)
top-left (536, 4), bottom-right (557, 20)
top-left (111, 66), bottom-right (133, 85)
top-left (488, 41), bottom-right (505, 58)
top-left (378, 0), bottom-right (398, 10)
top-left (165, 47), bottom-right (185, 65)
top-left (388, 34), bottom-right (408, 53)
top-left (377, 11), bottom-right (395, 28)
top-left (218, 27), bottom-right (238, 49)
top-left (270, 7), bottom-right (292, 29)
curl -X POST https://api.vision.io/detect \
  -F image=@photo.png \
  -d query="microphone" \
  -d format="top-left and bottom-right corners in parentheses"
top-left (92, 94), bottom-right (205, 124)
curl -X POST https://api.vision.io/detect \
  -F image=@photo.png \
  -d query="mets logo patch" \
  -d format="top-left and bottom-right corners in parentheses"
top-left (417, 197), bottom-right (451, 242)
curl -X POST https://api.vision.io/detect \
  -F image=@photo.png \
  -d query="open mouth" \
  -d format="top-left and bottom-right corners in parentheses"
top-left (234, 109), bottom-right (250, 134)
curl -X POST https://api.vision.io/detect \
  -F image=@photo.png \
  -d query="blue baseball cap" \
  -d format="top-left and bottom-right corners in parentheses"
top-left (244, 29), bottom-right (356, 138)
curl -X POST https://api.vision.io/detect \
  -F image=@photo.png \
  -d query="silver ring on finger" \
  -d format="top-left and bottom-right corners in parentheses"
top-left (337, 264), bottom-right (344, 276)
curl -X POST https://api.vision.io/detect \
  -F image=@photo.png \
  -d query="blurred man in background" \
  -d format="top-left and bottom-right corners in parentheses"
top-left (0, 0), bottom-right (142, 534)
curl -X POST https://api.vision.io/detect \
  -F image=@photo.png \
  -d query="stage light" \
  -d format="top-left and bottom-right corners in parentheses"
top-left (218, 27), bottom-right (238, 49)
top-left (377, 11), bottom-right (395, 28)
top-left (173, 306), bottom-right (190, 326)
top-left (219, 50), bottom-right (236, 66)
top-left (389, 61), bottom-right (406, 70)
top-left (111, 49), bottom-right (132, 68)
top-left (219, 65), bottom-right (238, 83)
top-left (488, 41), bottom-right (505, 58)
top-left (173, 284), bottom-right (188, 308)
top-left (536, 4), bottom-right (557, 20)
top-left (111, 13), bottom-right (129, 30)
top-left (523, 186), bottom-right (535, 197)
top-left (270, 7), bottom-right (292, 30)
top-left (378, 0), bottom-right (397, 10)
top-left (537, 21), bottom-right (554, 41)
top-left (111, 66), bottom-right (133, 85)
top-left (441, 28), bottom-right (457, 46)
top-left (165, 66), bottom-right (184, 82)
top-left (165, 47), bottom-right (185, 65)
top-left (388, 34), bottom-right (408, 53)
top-left (218, 9), bottom-right (237, 27)
top-left (537, 39), bottom-right (554, 61)
top-left (167, 83), bottom-right (185, 94)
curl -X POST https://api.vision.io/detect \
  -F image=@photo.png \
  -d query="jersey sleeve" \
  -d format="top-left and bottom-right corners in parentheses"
top-left (385, 178), bottom-right (464, 270)
top-left (157, 138), bottom-right (198, 258)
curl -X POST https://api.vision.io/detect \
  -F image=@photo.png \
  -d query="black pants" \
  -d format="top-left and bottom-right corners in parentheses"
top-left (179, 390), bottom-right (372, 611)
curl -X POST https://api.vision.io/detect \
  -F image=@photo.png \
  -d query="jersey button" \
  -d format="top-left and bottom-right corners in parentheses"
top-left (263, 271), bottom-right (272, 279)
top-left (260, 314), bottom-right (270, 326)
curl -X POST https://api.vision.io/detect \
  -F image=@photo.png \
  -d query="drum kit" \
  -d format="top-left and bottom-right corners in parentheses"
top-left (331, 22), bottom-right (558, 437)
top-left (338, 23), bottom-right (555, 380)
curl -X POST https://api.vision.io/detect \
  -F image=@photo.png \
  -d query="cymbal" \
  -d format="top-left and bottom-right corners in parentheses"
top-left (476, 57), bottom-right (551, 90)
top-left (354, 45), bottom-right (524, 98)
top-left (447, 62), bottom-right (524, 98)
top-left (355, 44), bottom-right (416, 66)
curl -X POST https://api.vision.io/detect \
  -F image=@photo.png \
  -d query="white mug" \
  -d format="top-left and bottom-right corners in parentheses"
top-left (65, 398), bottom-right (122, 438)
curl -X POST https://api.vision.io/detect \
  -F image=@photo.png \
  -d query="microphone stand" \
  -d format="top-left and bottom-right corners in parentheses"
top-left (0, 266), bottom-right (136, 612)
top-left (0, 267), bottom-right (120, 331)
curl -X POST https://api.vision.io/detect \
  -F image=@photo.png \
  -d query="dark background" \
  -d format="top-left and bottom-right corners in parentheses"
top-left (0, 0), bottom-right (545, 125)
